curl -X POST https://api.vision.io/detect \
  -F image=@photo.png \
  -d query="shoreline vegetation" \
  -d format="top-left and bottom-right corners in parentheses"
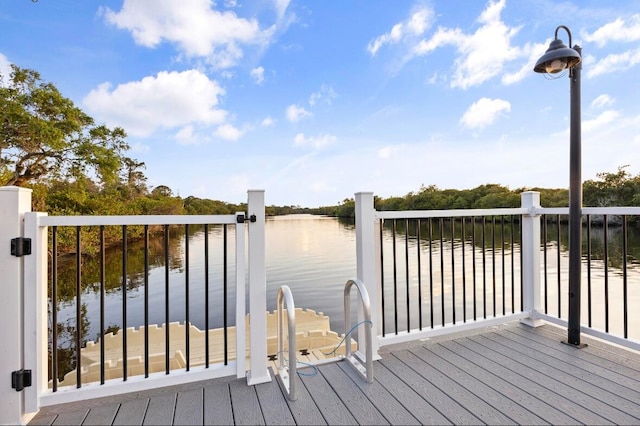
top-left (3, 65), bottom-right (639, 253)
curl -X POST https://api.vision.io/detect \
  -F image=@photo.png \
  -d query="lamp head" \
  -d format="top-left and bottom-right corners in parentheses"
top-left (534, 35), bottom-right (581, 74)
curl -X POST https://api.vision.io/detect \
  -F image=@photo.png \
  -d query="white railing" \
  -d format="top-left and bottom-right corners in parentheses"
top-left (0, 187), bottom-right (270, 425)
top-left (3, 186), bottom-right (639, 424)
top-left (354, 191), bottom-right (640, 353)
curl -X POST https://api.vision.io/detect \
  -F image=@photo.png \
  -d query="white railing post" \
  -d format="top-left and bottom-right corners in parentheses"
top-left (23, 212), bottom-right (48, 415)
top-left (246, 190), bottom-right (271, 385)
top-left (234, 211), bottom-right (247, 379)
top-left (520, 191), bottom-right (544, 327)
top-left (0, 186), bottom-right (33, 425)
top-left (354, 192), bottom-right (380, 358)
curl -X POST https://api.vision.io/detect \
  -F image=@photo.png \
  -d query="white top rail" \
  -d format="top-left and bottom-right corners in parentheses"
top-left (376, 208), bottom-right (527, 220)
top-left (375, 206), bottom-right (640, 220)
top-left (37, 214), bottom-right (240, 227)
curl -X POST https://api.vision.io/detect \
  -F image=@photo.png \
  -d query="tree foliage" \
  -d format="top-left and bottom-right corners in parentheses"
top-left (0, 65), bottom-right (130, 186)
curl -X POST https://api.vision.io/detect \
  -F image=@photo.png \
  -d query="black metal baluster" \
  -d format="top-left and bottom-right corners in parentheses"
top-left (510, 216), bottom-right (515, 314)
top-left (405, 218), bottom-right (410, 332)
top-left (380, 220), bottom-right (386, 336)
top-left (451, 218), bottom-right (456, 325)
top-left (52, 227), bottom-right (58, 392)
top-left (100, 226), bottom-right (105, 384)
top-left (604, 215), bottom-right (609, 333)
top-left (185, 224), bottom-right (190, 371)
top-left (623, 216), bottom-right (628, 338)
top-left (472, 217), bottom-right (477, 321)
top-left (520, 218), bottom-right (524, 311)
top-left (122, 225), bottom-right (127, 381)
top-left (416, 219), bottom-right (423, 330)
top-left (501, 216), bottom-right (506, 316)
top-left (75, 226), bottom-right (82, 388)
top-left (164, 224), bottom-right (170, 374)
top-left (543, 215), bottom-right (548, 314)
top-left (556, 214), bottom-right (561, 318)
top-left (492, 217), bottom-right (496, 317)
top-left (439, 218), bottom-right (445, 326)
top-left (586, 215), bottom-right (592, 328)
top-left (144, 225), bottom-right (149, 378)
top-left (392, 220), bottom-right (398, 334)
top-left (462, 217), bottom-right (466, 323)
top-left (204, 224), bottom-right (210, 368)
top-left (428, 218), bottom-right (434, 328)
top-left (224, 224), bottom-right (228, 365)
top-left (482, 217), bottom-right (487, 319)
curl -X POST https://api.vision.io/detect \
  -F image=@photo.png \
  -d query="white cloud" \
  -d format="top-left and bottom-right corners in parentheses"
top-left (175, 125), bottom-right (197, 145)
top-left (0, 53), bottom-right (11, 86)
top-left (368, 6), bottom-right (434, 55)
top-left (460, 97), bottom-right (511, 130)
top-left (274, 0), bottom-right (292, 21)
top-left (293, 133), bottom-right (336, 149)
top-left (286, 104), bottom-right (312, 122)
top-left (250, 66), bottom-right (265, 85)
top-left (587, 47), bottom-right (640, 78)
top-left (377, 146), bottom-right (400, 159)
top-left (101, 0), bottom-right (276, 69)
top-left (83, 69), bottom-right (227, 137)
top-left (308, 84), bottom-right (337, 106)
top-left (591, 94), bottom-right (614, 109)
top-left (379, 0), bottom-right (525, 90)
top-left (261, 116), bottom-right (275, 126)
top-left (582, 14), bottom-right (640, 47)
top-left (214, 123), bottom-right (244, 141)
top-left (502, 41), bottom-right (548, 85)
top-left (583, 110), bottom-right (620, 133)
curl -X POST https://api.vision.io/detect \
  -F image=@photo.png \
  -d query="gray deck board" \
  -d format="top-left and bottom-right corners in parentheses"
top-left (28, 322), bottom-right (640, 425)
top-left (437, 339), bottom-right (579, 425)
top-left (51, 409), bottom-right (88, 425)
top-left (393, 349), bottom-right (515, 425)
top-left (299, 365), bottom-right (358, 425)
top-left (471, 333), bottom-right (636, 424)
top-left (112, 398), bottom-right (149, 425)
top-left (336, 361), bottom-right (421, 425)
top-left (276, 367), bottom-right (327, 425)
top-left (510, 325), bottom-right (640, 383)
top-left (500, 327), bottom-right (640, 402)
top-left (373, 359), bottom-right (452, 425)
top-left (409, 344), bottom-right (548, 425)
top-left (253, 375), bottom-right (295, 425)
top-left (380, 355), bottom-right (477, 424)
top-left (203, 383), bottom-right (233, 426)
top-left (82, 404), bottom-right (120, 425)
top-left (317, 363), bottom-right (389, 425)
top-left (480, 332), bottom-right (640, 423)
top-left (142, 393), bottom-right (176, 425)
top-left (173, 388), bottom-right (204, 425)
top-left (229, 379), bottom-right (265, 425)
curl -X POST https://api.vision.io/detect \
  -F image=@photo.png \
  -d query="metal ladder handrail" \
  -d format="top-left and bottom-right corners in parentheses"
top-left (276, 285), bottom-right (297, 400)
top-left (344, 278), bottom-right (374, 383)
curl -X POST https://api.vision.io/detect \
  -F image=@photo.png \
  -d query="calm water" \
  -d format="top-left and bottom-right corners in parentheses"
top-left (53, 214), bottom-right (640, 356)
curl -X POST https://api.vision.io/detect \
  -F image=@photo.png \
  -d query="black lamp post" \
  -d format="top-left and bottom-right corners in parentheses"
top-left (533, 25), bottom-right (584, 347)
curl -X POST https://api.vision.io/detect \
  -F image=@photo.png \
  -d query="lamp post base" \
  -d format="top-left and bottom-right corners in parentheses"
top-left (561, 340), bottom-right (588, 349)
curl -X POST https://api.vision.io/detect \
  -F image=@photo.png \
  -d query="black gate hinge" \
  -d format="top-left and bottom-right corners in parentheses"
top-left (236, 214), bottom-right (257, 223)
top-left (11, 237), bottom-right (31, 257)
top-left (12, 369), bottom-right (32, 392)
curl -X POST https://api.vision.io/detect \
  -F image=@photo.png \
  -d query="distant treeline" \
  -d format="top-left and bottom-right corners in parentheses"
top-left (332, 166), bottom-right (640, 218)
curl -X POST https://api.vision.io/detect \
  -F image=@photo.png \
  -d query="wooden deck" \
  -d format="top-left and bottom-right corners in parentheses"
top-left (30, 321), bottom-right (640, 425)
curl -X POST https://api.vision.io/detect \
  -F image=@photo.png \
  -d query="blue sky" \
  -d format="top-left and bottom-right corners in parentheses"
top-left (2, 0), bottom-right (640, 207)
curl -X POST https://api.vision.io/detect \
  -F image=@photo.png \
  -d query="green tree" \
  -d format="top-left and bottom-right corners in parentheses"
top-left (0, 65), bottom-right (129, 187)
